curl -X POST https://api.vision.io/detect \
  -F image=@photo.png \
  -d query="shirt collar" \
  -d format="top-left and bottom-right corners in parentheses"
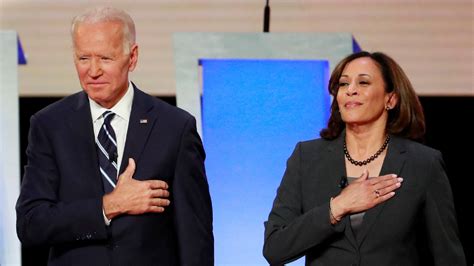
top-left (89, 81), bottom-right (134, 122)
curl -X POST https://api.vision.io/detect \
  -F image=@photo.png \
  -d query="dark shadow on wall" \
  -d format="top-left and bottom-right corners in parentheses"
top-left (17, 96), bottom-right (471, 266)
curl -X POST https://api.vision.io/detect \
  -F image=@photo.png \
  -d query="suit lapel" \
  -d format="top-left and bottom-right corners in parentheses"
top-left (120, 85), bottom-right (157, 175)
top-left (68, 92), bottom-right (103, 195)
top-left (356, 135), bottom-right (407, 246)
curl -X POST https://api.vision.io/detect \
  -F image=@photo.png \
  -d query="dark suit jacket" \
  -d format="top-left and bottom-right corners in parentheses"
top-left (16, 85), bottom-right (214, 266)
top-left (263, 134), bottom-right (465, 266)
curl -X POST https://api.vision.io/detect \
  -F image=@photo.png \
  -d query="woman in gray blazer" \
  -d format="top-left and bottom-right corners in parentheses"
top-left (263, 51), bottom-right (466, 266)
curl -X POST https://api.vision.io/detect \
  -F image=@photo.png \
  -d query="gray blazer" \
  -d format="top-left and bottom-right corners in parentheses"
top-left (263, 134), bottom-right (465, 266)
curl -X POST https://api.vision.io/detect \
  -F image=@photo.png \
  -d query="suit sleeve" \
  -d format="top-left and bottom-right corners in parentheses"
top-left (424, 151), bottom-right (466, 265)
top-left (263, 143), bottom-right (346, 265)
top-left (173, 116), bottom-right (214, 266)
top-left (16, 114), bottom-right (108, 246)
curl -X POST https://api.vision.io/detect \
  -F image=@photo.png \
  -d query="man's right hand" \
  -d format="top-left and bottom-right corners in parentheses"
top-left (103, 158), bottom-right (170, 220)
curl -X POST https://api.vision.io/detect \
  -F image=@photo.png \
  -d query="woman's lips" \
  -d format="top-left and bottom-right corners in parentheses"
top-left (344, 101), bottom-right (362, 108)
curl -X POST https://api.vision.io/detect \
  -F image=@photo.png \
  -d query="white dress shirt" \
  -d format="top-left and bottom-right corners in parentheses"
top-left (88, 82), bottom-right (134, 225)
top-left (89, 82), bottom-right (134, 175)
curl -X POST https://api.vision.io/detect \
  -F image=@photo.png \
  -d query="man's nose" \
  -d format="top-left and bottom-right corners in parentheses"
top-left (88, 59), bottom-right (102, 77)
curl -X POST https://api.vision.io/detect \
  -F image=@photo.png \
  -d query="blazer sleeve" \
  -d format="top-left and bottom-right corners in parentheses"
top-left (173, 116), bottom-right (214, 266)
top-left (263, 142), bottom-right (347, 265)
top-left (16, 114), bottom-right (108, 246)
top-left (423, 151), bottom-right (466, 265)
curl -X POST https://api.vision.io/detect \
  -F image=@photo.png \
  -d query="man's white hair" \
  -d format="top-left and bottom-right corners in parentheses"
top-left (71, 6), bottom-right (136, 54)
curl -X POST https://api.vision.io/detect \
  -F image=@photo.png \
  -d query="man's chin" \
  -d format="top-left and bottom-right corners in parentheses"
top-left (86, 93), bottom-right (108, 106)
top-left (86, 83), bottom-right (109, 91)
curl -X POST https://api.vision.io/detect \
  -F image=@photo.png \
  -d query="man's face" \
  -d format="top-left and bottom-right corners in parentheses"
top-left (73, 21), bottom-right (137, 108)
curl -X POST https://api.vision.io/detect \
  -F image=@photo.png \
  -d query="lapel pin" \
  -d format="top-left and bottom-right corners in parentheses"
top-left (140, 119), bottom-right (148, 124)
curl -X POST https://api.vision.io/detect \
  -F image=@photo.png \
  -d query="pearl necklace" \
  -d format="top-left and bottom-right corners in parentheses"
top-left (343, 135), bottom-right (390, 166)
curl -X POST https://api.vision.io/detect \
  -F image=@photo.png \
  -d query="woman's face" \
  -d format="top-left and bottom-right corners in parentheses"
top-left (336, 57), bottom-right (394, 127)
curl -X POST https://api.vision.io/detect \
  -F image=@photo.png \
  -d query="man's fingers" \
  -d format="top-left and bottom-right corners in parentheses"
top-left (151, 198), bottom-right (170, 207)
top-left (143, 199), bottom-right (170, 213)
top-left (148, 206), bottom-right (166, 213)
top-left (147, 180), bottom-right (169, 190)
top-left (150, 189), bottom-right (170, 198)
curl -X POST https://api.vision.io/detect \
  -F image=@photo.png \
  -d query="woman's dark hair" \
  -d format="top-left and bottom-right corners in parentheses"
top-left (320, 51), bottom-right (425, 141)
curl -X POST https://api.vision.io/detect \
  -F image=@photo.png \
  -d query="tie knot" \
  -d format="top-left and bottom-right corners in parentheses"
top-left (102, 111), bottom-right (115, 125)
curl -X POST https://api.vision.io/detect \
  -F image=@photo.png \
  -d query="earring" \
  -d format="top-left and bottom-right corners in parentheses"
top-left (385, 106), bottom-right (391, 111)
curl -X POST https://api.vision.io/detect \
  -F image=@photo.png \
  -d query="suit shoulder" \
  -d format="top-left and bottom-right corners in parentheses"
top-left (32, 91), bottom-right (84, 120)
top-left (146, 95), bottom-right (195, 123)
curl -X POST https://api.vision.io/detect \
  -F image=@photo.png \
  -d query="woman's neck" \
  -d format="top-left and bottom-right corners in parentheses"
top-left (345, 124), bottom-right (387, 160)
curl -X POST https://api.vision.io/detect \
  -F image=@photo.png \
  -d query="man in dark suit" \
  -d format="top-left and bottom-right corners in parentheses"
top-left (16, 6), bottom-right (213, 265)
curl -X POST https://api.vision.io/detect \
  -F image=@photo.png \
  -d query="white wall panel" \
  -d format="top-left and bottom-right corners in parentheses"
top-left (0, 30), bottom-right (21, 266)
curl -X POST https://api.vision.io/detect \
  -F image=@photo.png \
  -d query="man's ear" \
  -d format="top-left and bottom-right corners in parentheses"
top-left (128, 43), bottom-right (138, 72)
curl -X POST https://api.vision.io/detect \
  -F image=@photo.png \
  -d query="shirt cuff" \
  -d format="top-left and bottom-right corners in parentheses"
top-left (102, 208), bottom-right (112, 226)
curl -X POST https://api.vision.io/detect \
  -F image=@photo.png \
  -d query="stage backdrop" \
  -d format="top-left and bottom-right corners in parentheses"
top-left (201, 59), bottom-right (330, 265)
top-left (173, 32), bottom-right (359, 135)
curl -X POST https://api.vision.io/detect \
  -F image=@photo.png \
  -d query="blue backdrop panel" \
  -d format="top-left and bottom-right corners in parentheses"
top-left (201, 59), bottom-right (330, 265)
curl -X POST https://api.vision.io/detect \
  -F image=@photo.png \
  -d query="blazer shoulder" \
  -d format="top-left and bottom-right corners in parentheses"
top-left (295, 137), bottom-right (336, 160)
top-left (299, 137), bottom-right (332, 147)
top-left (393, 137), bottom-right (446, 183)
top-left (395, 137), bottom-right (442, 160)
top-left (299, 137), bottom-right (335, 151)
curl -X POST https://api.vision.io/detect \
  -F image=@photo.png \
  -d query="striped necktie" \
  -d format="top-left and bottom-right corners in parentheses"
top-left (96, 111), bottom-right (118, 193)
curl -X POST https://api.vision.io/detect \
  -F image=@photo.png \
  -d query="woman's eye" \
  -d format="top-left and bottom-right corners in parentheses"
top-left (338, 82), bottom-right (348, 87)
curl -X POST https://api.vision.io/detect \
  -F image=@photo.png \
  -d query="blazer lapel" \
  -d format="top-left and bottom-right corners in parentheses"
top-left (326, 134), bottom-right (358, 250)
top-left (120, 85), bottom-right (157, 175)
top-left (68, 92), bottom-right (103, 195)
top-left (356, 135), bottom-right (407, 246)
